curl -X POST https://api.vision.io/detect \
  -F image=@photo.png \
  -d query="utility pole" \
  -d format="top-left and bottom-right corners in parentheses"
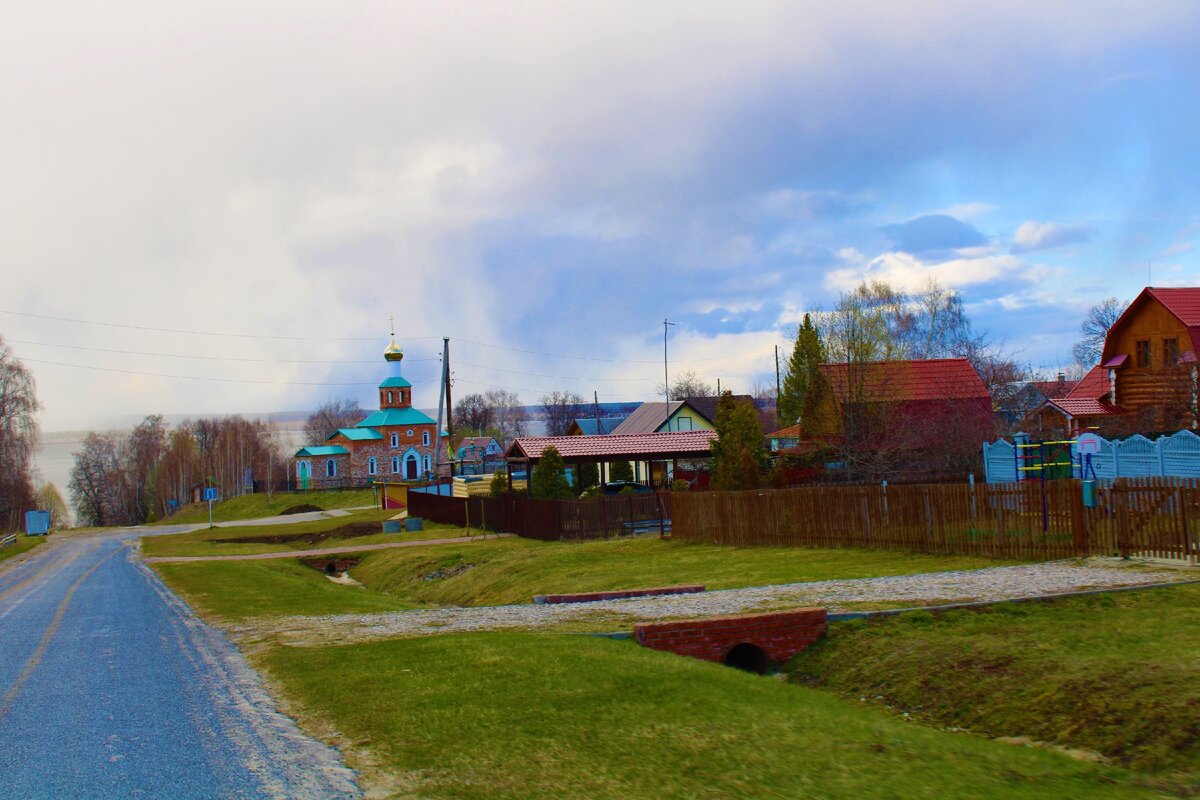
top-left (663, 318), bottom-right (675, 404)
top-left (433, 338), bottom-right (449, 485)
top-left (443, 337), bottom-right (454, 477)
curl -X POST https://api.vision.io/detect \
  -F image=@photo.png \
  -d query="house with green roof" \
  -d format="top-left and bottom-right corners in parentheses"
top-left (292, 336), bottom-right (447, 489)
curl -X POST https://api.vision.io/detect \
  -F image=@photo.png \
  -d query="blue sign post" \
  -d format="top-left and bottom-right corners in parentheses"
top-left (204, 487), bottom-right (218, 529)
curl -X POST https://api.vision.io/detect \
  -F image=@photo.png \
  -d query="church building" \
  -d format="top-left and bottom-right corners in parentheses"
top-left (293, 337), bottom-right (444, 489)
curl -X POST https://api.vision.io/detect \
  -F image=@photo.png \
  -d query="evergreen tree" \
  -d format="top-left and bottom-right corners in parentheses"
top-left (608, 460), bottom-right (634, 482)
top-left (779, 314), bottom-right (830, 431)
top-left (488, 470), bottom-right (509, 497)
top-left (579, 462), bottom-right (599, 489)
top-left (530, 447), bottom-right (573, 499)
top-left (710, 391), bottom-right (767, 491)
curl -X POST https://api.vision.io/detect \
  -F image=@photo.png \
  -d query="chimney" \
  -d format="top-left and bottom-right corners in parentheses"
top-left (1056, 372), bottom-right (1065, 384)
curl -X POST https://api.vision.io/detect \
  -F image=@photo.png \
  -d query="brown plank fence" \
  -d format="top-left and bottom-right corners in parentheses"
top-left (407, 489), bottom-right (671, 541)
top-left (671, 477), bottom-right (1200, 563)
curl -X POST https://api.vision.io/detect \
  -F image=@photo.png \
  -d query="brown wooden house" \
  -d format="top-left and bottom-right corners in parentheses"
top-left (1033, 287), bottom-right (1200, 437)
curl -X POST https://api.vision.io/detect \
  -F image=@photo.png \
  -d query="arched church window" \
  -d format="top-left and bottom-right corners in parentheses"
top-left (390, 432), bottom-right (399, 448)
top-left (326, 459), bottom-right (337, 477)
top-left (368, 457), bottom-right (378, 475)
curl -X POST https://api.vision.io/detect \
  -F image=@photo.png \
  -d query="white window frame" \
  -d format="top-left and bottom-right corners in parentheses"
top-left (406, 428), bottom-right (414, 437)
top-left (326, 459), bottom-right (337, 477)
top-left (424, 455), bottom-right (431, 473)
top-left (368, 457), bottom-right (378, 475)
top-left (390, 432), bottom-right (399, 448)
top-left (392, 456), bottom-right (401, 474)
top-left (422, 431), bottom-right (430, 446)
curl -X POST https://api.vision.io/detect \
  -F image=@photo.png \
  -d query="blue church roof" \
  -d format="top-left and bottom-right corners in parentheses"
top-left (328, 428), bottom-right (384, 442)
top-left (357, 407), bottom-right (437, 428)
top-left (379, 376), bottom-right (412, 389)
top-left (295, 445), bottom-right (349, 457)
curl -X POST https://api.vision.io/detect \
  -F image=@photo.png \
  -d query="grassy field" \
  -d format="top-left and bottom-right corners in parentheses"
top-left (141, 509), bottom-right (473, 558)
top-left (154, 559), bottom-right (420, 620)
top-left (259, 631), bottom-right (1156, 800)
top-left (157, 488), bottom-right (376, 524)
top-left (789, 583), bottom-right (1200, 787)
top-left (350, 535), bottom-right (1019, 607)
top-left (0, 535), bottom-right (43, 565)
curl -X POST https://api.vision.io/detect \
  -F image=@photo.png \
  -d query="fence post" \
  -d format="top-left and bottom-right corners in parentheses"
top-left (983, 442), bottom-right (991, 483)
top-left (1070, 480), bottom-right (1087, 555)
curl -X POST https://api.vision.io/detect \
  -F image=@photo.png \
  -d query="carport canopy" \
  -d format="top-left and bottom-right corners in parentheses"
top-left (505, 430), bottom-right (717, 466)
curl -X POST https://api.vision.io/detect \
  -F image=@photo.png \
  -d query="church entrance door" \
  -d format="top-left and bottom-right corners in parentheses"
top-left (405, 454), bottom-right (419, 480)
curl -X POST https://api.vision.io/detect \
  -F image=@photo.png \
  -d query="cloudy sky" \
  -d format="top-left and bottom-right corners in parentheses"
top-left (4, 1), bottom-right (1200, 431)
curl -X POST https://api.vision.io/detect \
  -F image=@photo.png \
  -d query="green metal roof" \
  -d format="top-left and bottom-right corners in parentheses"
top-left (379, 376), bottom-right (412, 389)
top-left (328, 428), bottom-right (383, 442)
top-left (295, 445), bottom-right (350, 457)
top-left (357, 407), bottom-right (437, 428)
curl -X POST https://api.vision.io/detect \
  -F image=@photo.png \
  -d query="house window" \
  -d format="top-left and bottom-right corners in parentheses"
top-left (406, 428), bottom-right (414, 437)
top-left (422, 431), bottom-right (430, 446)
top-left (1136, 339), bottom-right (1151, 368)
top-left (1164, 338), bottom-right (1180, 367)
top-left (368, 457), bottom-right (378, 476)
top-left (424, 455), bottom-right (431, 473)
top-left (675, 416), bottom-right (693, 431)
top-left (390, 432), bottom-right (399, 448)
top-left (392, 456), bottom-right (401, 474)
top-left (326, 459), bottom-right (337, 478)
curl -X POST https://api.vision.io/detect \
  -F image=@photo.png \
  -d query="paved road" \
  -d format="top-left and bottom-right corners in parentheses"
top-left (0, 530), bottom-right (361, 799)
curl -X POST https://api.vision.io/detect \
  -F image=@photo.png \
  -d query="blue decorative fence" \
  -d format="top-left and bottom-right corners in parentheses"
top-left (983, 429), bottom-right (1200, 483)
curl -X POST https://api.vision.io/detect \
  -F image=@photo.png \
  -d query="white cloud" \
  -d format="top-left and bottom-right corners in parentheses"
top-left (825, 251), bottom-right (1044, 293)
top-left (1011, 221), bottom-right (1096, 253)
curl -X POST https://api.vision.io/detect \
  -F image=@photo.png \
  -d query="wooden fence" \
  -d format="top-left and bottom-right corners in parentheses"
top-left (671, 477), bottom-right (1200, 563)
top-left (407, 490), bottom-right (671, 541)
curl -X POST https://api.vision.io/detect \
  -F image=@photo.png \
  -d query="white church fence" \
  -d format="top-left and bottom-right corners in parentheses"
top-left (983, 429), bottom-right (1200, 483)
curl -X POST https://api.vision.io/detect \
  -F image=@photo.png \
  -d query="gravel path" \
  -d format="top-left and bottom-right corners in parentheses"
top-left (227, 560), bottom-right (1193, 647)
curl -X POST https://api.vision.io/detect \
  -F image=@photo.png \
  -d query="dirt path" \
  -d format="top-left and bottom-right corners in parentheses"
top-left (142, 533), bottom-right (512, 563)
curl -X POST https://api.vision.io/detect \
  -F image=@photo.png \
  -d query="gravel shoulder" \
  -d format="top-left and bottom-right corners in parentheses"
top-left (226, 559), bottom-right (1195, 648)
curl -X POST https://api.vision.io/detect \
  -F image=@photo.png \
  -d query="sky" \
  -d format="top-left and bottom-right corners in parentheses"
top-left (4, 1), bottom-right (1200, 432)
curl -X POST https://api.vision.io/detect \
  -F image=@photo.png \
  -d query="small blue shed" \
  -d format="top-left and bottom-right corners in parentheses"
top-left (25, 510), bottom-right (51, 535)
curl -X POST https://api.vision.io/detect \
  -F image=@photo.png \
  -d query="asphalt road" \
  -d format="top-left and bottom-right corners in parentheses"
top-left (0, 530), bottom-right (361, 799)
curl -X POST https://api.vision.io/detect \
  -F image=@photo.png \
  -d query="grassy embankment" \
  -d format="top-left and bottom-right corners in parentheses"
top-left (0, 535), bottom-right (43, 565)
top-left (156, 488), bottom-right (376, 524)
top-left (141, 508), bottom-right (469, 558)
top-left (259, 631), bottom-right (1159, 800)
top-left (349, 535), bottom-right (1019, 607)
top-left (149, 527), bottom-right (1018, 622)
top-left (790, 583), bottom-right (1200, 790)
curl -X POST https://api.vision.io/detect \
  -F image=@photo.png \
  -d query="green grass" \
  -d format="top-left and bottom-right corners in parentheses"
top-left (153, 559), bottom-right (419, 620)
top-left (141, 509), bottom-right (470, 558)
top-left (790, 583), bottom-right (1200, 785)
top-left (351, 536), bottom-right (1019, 607)
top-left (259, 632), bottom-right (1156, 800)
top-left (157, 488), bottom-right (376, 524)
top-left (0, 535), bottom-right (43, 564)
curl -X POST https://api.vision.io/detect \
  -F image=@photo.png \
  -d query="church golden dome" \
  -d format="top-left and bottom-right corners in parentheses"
top-left (384, 336), bottom-right (404, 362)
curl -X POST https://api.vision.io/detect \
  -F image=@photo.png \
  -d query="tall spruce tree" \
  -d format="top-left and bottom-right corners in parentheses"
top-left (779, 314), bottom-right (829, 430)
top-left (710, 392), bottom-right (767, 491)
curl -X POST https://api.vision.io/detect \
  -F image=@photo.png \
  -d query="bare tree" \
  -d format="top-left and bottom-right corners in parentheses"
top-left (539, 390), bottom-right (585, 436)
top-left (69, 432), bottom-right (120, 527)
top-left (0, 336), bottom-right (40, 530)
top-left (304, 397), bottom-right (365, 444)
top-left (1072, 297), bottom-right (1126, 367)
top-left (657, 370), bottom-right (715, 401)
top-left (452, 393), bottom-right (494, 434)
top-left (35, 483), bottom-right (70, 530)
top-left (485, 389), bottom-right (529, 443)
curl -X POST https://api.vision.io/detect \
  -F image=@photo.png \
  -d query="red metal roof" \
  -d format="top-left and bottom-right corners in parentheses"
top-left (820, 358), bottom-right (988, 403)
top-left (766, 424), bottom-right (803, 438)
top-left (1047, 398), bottom-right (1126, 417)
top-left (1065, 365), bottom-right (1109, 400)
top-left (506, 430), bottom-right (718, 461)
top-left (1028, 379), bottom-right (1077, 399)
top-left (1148, 287), bottom-right (1200, 326)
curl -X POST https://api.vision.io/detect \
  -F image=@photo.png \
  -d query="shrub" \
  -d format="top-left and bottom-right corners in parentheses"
top-left (609, 460), bottom-right (634, 482)
top-left (531, 447), bottom-right (574, 500)
top-left (488, 471), bottom-right (509, 497)
top-left (670, 479), bottom-right (690, 492)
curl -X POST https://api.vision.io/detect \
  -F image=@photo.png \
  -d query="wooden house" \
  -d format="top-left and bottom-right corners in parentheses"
top-left (1033, 287), bottom-right (1200, 437)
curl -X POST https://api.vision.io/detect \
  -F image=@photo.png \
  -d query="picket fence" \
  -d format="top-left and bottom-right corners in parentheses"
top-left (983, 429), bottom-right (1200, 484)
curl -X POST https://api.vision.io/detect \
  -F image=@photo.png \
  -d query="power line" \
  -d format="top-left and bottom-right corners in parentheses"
top-left (0, 309), bottom-right (441, 343)
top-left (454, 360), bottom-right (655, 383)
top-left (18, 357), bottom-right (434, 387)
top-left (8, 338), bottom-right (441, 364)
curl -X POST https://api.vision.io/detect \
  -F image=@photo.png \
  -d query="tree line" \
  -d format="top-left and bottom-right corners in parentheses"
top-left (69, 415), bottom-right (285, 527)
